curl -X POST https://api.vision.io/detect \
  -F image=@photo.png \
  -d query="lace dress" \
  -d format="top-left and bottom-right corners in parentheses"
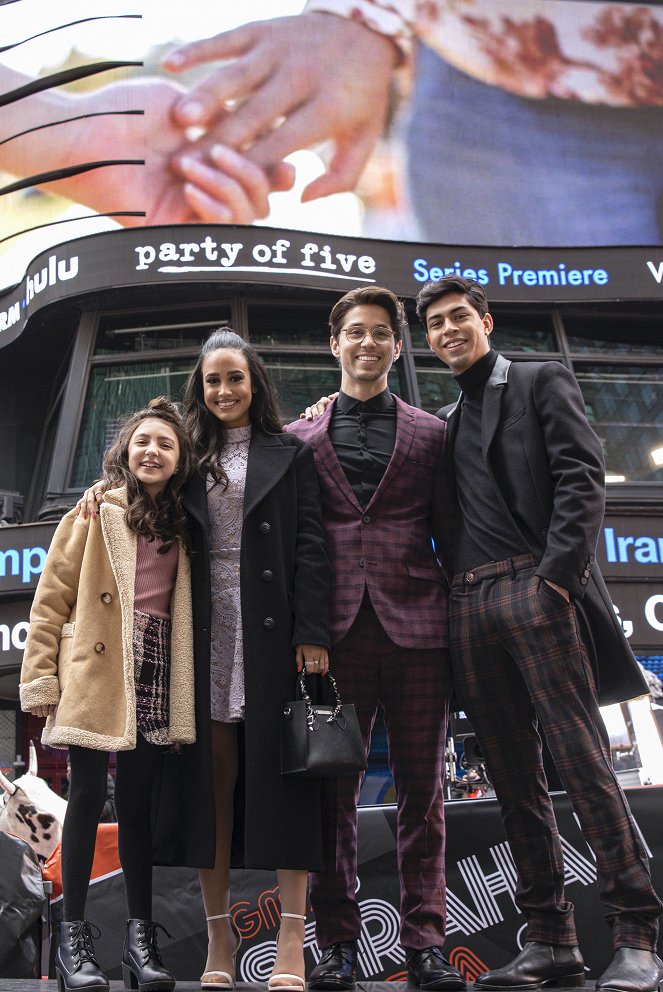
top-left (208, 425), bottom-right (252, 723)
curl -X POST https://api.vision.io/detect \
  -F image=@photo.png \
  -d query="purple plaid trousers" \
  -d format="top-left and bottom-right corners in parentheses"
top-left (309, 594), bottom-right (453, 950)
top-left (450, 555), bottom-right (662, 950)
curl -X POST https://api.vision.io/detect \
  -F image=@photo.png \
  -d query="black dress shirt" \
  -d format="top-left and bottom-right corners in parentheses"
top-left (453, 351), bottom-right (528, 571)
top-left (329, 389), bottom-right (396, 507)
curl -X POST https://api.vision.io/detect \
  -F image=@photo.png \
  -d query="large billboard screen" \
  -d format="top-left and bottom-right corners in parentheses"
top-left (2, 0), bottom-right (662, 292)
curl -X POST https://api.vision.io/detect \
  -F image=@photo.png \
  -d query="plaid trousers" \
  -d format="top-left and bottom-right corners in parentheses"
top-left (309, 594), bottom-right (453, 950)
top-left (450, 555), bottom-right (662, 950)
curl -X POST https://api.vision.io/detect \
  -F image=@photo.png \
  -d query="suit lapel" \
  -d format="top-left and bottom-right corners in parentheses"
top-left (243, 429), bottom-right (297, 520)
top-left (306, 402), bottom-right (363, 513)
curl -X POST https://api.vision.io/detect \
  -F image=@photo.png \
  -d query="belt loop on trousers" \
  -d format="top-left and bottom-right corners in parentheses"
top-left (508, 556), bottom-right (517, 578)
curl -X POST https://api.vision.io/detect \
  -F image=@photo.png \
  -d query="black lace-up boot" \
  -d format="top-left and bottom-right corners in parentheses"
top-left (56, 920), bottom-right (109, 992)
top-left (121, 919), bottom-right (176, 992)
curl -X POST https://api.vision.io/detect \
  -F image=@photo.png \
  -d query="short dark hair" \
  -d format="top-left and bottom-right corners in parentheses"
top-left (415, 275), bottom-right (488, 323)
top-left (329, 286), bottom-right (407, 343)
top-left (182, 327), bottom-right (283, 485)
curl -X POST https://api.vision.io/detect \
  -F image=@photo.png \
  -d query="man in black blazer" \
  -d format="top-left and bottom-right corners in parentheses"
top-left (416, 275), bottom-right (663, 992)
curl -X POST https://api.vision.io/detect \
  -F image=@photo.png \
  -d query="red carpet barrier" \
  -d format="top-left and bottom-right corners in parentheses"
top-left (48, 788), bottom-right (663, 982)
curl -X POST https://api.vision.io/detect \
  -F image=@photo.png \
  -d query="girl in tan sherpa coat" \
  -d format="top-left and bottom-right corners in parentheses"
top-left (20, 397), bottom-right (196, 992)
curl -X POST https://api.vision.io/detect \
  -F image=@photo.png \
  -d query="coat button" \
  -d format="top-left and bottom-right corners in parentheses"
top-left (358, 559), bottom-right (365, 568)
top-left (362, 514), bottom-right (371, 524)
top-left (94, 642), bottom-right (105, 653)
top-left (466, 571), bottom-right (475, 583)
top-left (584, 568), bottom-right (591, 578)
top-left (263, 617), bottom-right (276, 630)
top-left (100, 592), bottom-right (112, 604)
top-left (259, 522), bottom-right (271, 534)
top-left (580, 576), bottom-right (588, 586)
top-left (262, 569), bottom-right (273, 582)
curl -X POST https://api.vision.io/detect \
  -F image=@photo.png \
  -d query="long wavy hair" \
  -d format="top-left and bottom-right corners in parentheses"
top-left (102, 396), bottom-right (195, 551)
top-left (182, 328), bottom-right (282, 486)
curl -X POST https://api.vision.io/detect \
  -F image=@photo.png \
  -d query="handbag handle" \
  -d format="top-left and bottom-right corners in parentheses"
top-left (297, 668), bottom-right (343, 731)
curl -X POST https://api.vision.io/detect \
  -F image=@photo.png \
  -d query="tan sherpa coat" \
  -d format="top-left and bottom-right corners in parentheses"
top-left (19, 487), bottom-right (195, 750)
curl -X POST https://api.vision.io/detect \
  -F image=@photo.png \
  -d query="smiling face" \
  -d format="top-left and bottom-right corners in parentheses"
top-left (330, 303), bottom-right (402, 399)
top-left (202, 347), bottom-right (253, 428)
top-left (425, 292), bottom-right (493, 374)
top-left (127, 418), bottom-right (180, 499)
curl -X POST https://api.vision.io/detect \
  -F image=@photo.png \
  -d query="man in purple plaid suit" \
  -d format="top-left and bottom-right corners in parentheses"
top-left (417, 275), bottom-right (663, 992)
top-left (287, 286), bottom-right (464, 992)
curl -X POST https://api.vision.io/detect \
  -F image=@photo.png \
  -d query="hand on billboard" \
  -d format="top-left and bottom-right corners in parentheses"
top-left (164, 13), bottom-right (398, 202)
top-left (60, 79), bottom-right (284, 225)
top-left (0, 68), bottom-right (281, 226)
top-left (174, 143), bottom-right (294, 223)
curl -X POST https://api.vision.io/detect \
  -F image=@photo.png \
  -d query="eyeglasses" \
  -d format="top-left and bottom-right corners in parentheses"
top-left (341, 325), bottom-right (395, 344)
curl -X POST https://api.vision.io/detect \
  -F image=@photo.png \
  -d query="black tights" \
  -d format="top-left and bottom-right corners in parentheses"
top-left (62, 737), bottom-right (163, 921)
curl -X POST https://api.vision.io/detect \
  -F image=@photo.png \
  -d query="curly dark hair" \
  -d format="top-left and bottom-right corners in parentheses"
top-left (182, 327), bottom-right (282, 486)
top-left (102, 396), bottom-right (195, 551)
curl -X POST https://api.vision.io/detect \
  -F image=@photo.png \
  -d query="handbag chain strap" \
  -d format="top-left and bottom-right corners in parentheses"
top-left (297, 669), bottom-right (344, 730)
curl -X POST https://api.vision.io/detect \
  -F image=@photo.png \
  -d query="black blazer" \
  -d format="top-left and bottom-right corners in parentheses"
top-left (439, 353), bottom-right (647, 706)
top-left (178, 428), bottom-right (330, 871)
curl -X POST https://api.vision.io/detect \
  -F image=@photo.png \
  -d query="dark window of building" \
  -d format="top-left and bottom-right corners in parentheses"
top-left (95, 305), bottom-right (232, 355)
top-left (563, 312), bottom-right (663, 356)
top-left (70, 357), bottom-right (196, 487)
top-left (574, 364), bottom-right (663, 483)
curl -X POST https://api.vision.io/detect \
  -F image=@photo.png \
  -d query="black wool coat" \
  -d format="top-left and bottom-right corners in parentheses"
top-left (156, 429), bottom-right (331, 871)
top-left (438, 353), bottom-right (647, 706)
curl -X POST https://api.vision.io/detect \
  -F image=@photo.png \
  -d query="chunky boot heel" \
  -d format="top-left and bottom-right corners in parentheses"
top-left (122, 919), bottom-right (175, 992)
top-left (56, 920), bottom-right (109, 992)
top-left (122, 961), bottom-right (139, 989)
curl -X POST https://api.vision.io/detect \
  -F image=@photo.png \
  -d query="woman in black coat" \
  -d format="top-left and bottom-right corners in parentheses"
top-left (180, 329), bottom-right (330, 992)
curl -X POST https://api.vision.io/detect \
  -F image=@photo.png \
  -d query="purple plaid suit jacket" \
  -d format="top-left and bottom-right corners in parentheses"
top-left (287, 395), bottom-right (452, 649)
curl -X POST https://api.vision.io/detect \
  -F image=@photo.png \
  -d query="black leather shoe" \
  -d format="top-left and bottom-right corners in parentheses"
top-left (406, 947), bottom-right (467, 990)
top-left (56, 921), bottom-right (109, 992)
top-left (121, 919), bottom-right (175, 992)
top-left (596, 948), bottom-right (663, 992)
top-left (475, 942), bottom-right (585, 990)
top-left (309, 941), bottom-right (358, 990)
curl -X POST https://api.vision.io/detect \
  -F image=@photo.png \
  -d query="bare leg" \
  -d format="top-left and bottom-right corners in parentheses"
top-left (199, 721), bottom-right (239, 982)
top-left (270, 869), bottom-right (308, 989)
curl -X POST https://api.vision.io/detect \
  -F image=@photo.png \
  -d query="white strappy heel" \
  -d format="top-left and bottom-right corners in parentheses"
top-left (267, 913), bottom-right (307, 992)
top-left (201, 913), bottom-right (241, 991)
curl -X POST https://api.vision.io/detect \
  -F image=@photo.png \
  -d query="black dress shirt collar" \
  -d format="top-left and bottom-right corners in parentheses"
top-left (335, 388), bottom-right (395, 415)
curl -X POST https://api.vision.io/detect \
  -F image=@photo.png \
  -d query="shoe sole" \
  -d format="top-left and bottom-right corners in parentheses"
top-left (55, 965), bottom-right (109, 992)
top-left (477, 979), bottom-right (585, 991)
top-left (408, 976), bottom-right (468, 991)
top-left (597, 986), bottom-right (663, 992)
top-left (307, 981), bottom-right (356, 991)
top-left (122, 965), bottom-right (176, 992)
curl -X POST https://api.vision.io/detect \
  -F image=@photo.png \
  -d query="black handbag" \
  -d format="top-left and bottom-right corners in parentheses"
top-left (281, 670), bottom-right (367, 778)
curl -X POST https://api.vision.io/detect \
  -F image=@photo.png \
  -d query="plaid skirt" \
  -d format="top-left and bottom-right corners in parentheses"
top-left (133, 609), bottom-right (172, 747)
